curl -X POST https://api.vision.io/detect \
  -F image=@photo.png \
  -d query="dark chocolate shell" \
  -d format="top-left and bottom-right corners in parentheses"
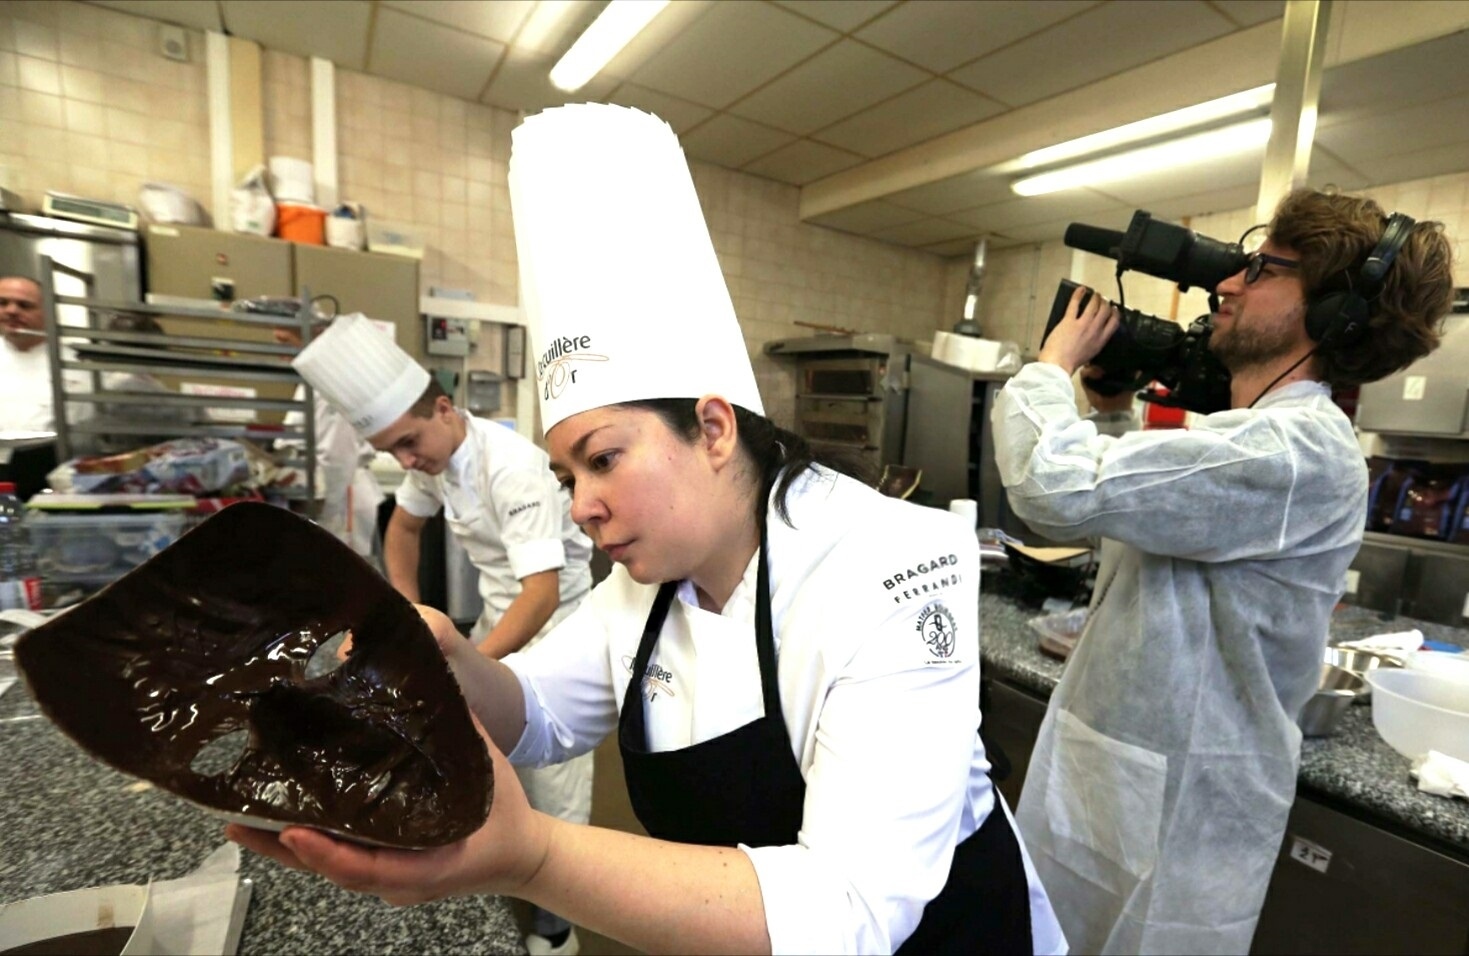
top-left (14, 502), bottom-right (492, 848)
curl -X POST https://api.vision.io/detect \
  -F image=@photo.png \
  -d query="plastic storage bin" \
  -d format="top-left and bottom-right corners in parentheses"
top-left (25, 511), bottom-right (186, 584)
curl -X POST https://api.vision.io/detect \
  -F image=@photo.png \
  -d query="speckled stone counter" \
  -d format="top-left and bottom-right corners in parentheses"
top-left (978, 572), bottom-right (1469, 857)
top-left (0, 682), bottom-right (526, 955)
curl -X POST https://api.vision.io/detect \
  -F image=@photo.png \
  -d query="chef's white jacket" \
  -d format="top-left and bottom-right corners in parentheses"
top-left (282, 385), bottom-right (385, 559)
top-left (0, 341), bottom-right (89, 434)
top-left (503, 466), bottom-right (1065, 955)
top-left (396, 412), bottom-right (592, 638)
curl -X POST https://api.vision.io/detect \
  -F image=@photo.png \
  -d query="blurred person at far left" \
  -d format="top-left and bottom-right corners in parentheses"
top-left (0, 276), bottom-right (88, 499)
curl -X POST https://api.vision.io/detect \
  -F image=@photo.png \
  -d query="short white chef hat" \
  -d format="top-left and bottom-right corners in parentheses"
top-left (509, 103), bottom-right (763, 436)
top-left (292, 312), bottom-right (430, 438)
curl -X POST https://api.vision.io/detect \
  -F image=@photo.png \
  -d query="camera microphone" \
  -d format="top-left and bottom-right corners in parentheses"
top-left (1063, 224), bottom-right (1126, 261)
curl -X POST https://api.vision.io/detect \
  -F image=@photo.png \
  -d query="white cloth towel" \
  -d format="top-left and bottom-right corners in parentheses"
top-left (1412, 751), bottom-right (1469, 800)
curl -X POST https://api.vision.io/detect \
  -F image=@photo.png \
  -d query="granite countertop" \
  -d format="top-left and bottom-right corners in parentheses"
top-left (0, 682), bottom-right (525, 955)
top-left (978, 572), bottom-right (1469, 856)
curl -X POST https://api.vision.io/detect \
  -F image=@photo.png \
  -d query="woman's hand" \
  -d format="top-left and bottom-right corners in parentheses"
top-left (1038, 284), bottom-right (1119, 375)
top-left (226, 719), bottom-right (551, 906)
top-left (414, 603), bottom-right (473, 660)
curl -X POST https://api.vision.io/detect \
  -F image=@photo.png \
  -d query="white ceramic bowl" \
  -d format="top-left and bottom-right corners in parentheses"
top-left (1368, 668), bottom-right (1469, 763)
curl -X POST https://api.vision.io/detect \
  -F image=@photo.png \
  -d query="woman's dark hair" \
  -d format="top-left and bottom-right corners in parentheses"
top-left (407, 377), bottom-right (449, 418)
top-left (620, 398), bottom-right (873, 525)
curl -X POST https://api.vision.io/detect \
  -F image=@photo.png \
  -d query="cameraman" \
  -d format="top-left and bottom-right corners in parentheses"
top-left (991, 188), bottom-right (1453, 955)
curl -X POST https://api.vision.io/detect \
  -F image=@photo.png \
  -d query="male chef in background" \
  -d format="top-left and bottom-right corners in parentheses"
top-left (993, 189), bottom-right (1454, 955)
top-left (273, 315), bottom-right (385, 564)
top-left (0, 275), bottom-right (90, 499)
top-left (294, 313), bottom-right (594, 956)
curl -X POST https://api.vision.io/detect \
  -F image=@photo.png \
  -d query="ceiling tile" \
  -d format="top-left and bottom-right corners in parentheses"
top-left (742, 138), bottom-right (866, 185)
top-left (1315, 93), bottom-right (1469, 166)
top-left (1135, 184), bottom-right (1265, 223)
top-left (1352, 139), bottom-right (1469, 190)
top-left (773, 0), bottom-right (898, 33)
top-left (628, 2), bottom-right (837, 108)
top-left (871, 217), bottom-right (976, 247)
top-left (949, 0), bottom-right (1234, 107)
top-left (729, 39), bottom-right (927, 134)
top-left (1209, 0), bottom-right (1285, 28)
top-left (220, 0), bottom-right (372, 70)
top-left (369, 7), bottom-right (505, 101)
top-left (808, 200), bottom-right (925, 234)
top-left (680, 114), bottom-right (796, 168)
top-left (951, 190), bottom-right (1123, 233)
top-left (479, 45), bottom-right (619, 113)
top-left (856, 0), bottom-right (1092, 74)
top-left (382, 0), bottom-right (534, 44)
top-left (885, 169), bottom-right (1014, 215)
top-left (985, 234), bottom-right (1034, 251)
top-left (1317, 32), bottom-right (1469, 129)
top-left (92, 0), bottom-right (222, 31)
top-left (606, 83), bottom-right (713, 134)
top-left (1002, 205), bottom-right (1136, 244)
top-left (812, 78), bottom-right (1005, 158)
top-left (923, 237), bottom-right (990, 257)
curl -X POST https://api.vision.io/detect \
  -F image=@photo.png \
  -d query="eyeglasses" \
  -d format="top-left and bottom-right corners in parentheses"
top-left (1244, 252), bottom-right (1300, 285)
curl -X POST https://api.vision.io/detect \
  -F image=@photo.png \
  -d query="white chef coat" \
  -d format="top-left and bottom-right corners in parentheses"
top-left (0, 340), bottom-right (90, 434)
top-left (992, 362), bottom-right (1366, 955)
top-left (504, 466), bottom-right (1066, 955)
top-left (394, 411), bottom-right (593, 636)
top-left (282, 385), bottom-right (385, 560)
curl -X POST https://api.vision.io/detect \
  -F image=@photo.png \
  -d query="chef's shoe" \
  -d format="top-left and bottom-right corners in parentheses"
top-left (526, 928), bottom-right (580, 956)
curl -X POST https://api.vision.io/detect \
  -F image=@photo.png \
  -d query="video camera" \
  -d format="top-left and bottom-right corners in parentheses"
top-left (1041, 210), bottom-right (1249, 414)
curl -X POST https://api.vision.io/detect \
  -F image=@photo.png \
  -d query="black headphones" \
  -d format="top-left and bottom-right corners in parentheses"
top-left (1303, 211), bottom-right (1416, 345)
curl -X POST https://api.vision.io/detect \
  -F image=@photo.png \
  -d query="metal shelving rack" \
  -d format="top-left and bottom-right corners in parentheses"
top-left (36, 255), bottom-right (319, 509)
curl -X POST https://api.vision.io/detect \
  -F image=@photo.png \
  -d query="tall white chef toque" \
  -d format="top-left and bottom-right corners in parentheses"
top-left (291, 312), bottom-right (430, 439)
top-left (509, 103), bottom-right (763, 435)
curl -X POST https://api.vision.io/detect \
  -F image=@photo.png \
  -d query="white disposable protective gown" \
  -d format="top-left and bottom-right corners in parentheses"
top-left (992, 362), bottom-right (1367, 955)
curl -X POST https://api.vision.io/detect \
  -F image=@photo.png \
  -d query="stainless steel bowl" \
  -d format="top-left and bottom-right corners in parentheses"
top-left (1323, 646), bottom-right (1403, 703)
top-left (1297, 664), bottom-right (1367, 737)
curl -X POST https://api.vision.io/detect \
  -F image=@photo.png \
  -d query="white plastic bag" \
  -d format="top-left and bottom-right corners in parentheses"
top-left (137, 182), bottom-right (205, 225)
top-left (325, 202), bottom-right (365, 250)
top-left (230, 164), bottom-right (276, 236)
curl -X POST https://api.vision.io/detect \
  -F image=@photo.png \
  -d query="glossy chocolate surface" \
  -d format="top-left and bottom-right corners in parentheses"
top-left (14, 502), bottom-right (491, 848)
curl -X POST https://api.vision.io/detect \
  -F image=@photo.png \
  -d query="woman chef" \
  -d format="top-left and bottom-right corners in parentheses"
top-left (228, 104), bottom-right (1064, 956)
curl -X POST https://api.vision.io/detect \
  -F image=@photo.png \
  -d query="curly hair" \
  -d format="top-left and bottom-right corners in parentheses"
top-left (1268, 188), bottom-right (1455, 387)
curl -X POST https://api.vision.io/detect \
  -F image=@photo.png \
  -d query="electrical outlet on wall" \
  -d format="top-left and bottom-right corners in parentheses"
top-left (158, 24), bottom-right (189, 62)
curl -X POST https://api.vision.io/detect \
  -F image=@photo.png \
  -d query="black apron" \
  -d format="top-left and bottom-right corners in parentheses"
top-left (619, 537), bottom-right (1035, 954)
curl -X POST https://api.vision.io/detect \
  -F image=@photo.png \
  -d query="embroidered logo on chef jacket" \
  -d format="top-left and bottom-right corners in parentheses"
top-left (622, 654), bottom-right (676, 701)
top-left (507, 501), bottom-right (540, 518)
top-left (916, 601), bottom-right (958, 661)
top-left (536, 334), bottom-right (609, 400)
top-left (881, 553), bottom-right (962, 605)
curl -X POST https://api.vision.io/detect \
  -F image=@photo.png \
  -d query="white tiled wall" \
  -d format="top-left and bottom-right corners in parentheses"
top-left (0, 0), bottom-right (210, 217)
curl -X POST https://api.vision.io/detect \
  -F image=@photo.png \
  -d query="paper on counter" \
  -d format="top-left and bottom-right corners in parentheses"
top-left (1412, 750), bottom-right (1469, 801)
top-left (148, 843), bottom-right (251, 956)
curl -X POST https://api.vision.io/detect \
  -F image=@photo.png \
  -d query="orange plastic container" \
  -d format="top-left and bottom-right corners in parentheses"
top-left (276, 202), bottom-right (326, 245)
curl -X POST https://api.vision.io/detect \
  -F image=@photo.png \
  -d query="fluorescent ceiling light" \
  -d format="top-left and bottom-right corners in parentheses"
top-left (550, 0), bottom-right (670, 92)
top-left (1017, 84), bottom-right (1275, 170)
top-left (1011, 117), bottom-right (1273, 196)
